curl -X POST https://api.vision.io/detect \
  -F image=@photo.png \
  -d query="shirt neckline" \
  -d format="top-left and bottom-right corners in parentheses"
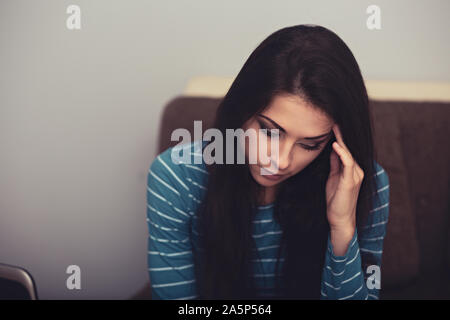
top-left (257, 203), bottom-right (275, 210)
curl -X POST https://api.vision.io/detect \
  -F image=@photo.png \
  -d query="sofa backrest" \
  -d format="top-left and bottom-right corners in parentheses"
top-left (157, 95), bottom-right (450, 289)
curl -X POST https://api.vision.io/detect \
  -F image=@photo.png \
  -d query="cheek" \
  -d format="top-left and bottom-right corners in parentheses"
top-left (290, 149), bottom-right (319, 173)
top-left (290, 159), bottom-right (305, 175)
top-left (242, 123), bottom-right (265, 164)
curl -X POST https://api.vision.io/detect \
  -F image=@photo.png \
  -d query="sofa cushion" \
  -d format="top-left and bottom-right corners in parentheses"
top-left (370, 101), bottom-right (421, 288)
top-left (393, 102), bottom-right (450, 274)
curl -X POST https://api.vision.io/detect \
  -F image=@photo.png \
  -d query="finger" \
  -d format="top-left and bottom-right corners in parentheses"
top-left (332, 141), bottom-right (354, 181)
top-left (329, 147), bottom-right (340, 175)
top-left (333, 124), bottom-right (355, 174)
top-left (355, 165), bottom-right (365, 180)
top-left (332, 124), bottom-right (353, 161)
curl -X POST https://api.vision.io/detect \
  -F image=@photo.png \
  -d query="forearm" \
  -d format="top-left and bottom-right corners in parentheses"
top-left (329, 211), bottom-right (356, 256)
top-left (321, 228), bottom-right (368, 300)
top-left (330, 225), bottom-right (356, 256)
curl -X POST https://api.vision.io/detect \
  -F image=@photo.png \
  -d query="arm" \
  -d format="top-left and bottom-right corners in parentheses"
top-left (320, 228), bottom-right (366, 300)
top-left (321, 164), bottom-right (390, 300)
top-left (146, 152), bottom-right (198, 300)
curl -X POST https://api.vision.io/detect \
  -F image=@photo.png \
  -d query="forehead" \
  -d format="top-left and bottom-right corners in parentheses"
top-left (261, 94), bottom-right (333, 138)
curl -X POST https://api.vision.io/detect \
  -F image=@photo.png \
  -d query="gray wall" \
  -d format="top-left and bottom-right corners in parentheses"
top-left (0, 0), bottom-right (448, 299)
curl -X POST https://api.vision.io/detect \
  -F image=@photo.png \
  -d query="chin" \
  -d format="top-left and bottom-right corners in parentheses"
top-left (256, 178), bottom-right (282, 188)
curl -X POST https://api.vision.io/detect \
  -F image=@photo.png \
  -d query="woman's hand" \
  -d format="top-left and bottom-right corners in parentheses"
top-left (325, 124), bottom-right (364, 255)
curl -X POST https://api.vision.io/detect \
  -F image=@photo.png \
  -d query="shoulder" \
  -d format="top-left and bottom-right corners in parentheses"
top-left (372, 160), bottom-right (390, 209)
top-left (361, 160), bottom-right (390, 232)
top-left (149, 139), bottom-right (209, 182)
top-left (148, 140), bottom-right (209, 207)
top-left (373, 161), bottom-right (389, 192)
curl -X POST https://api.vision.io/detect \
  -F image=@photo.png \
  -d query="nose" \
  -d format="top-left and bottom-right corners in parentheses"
top-left (269, 140), bottom-right (291, 173)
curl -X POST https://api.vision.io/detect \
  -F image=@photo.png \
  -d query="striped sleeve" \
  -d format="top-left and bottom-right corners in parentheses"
top-left (320, 161), bottom-right (390, 300)
top-left (146, 148), bottom-right (198, 300)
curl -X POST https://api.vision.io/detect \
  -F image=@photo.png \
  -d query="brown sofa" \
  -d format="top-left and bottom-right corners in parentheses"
top-left (132, 95), bottom-right (450, 299)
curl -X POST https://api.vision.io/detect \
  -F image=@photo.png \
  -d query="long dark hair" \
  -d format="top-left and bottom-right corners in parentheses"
top-left (193, 24), bottom-right (379, 299)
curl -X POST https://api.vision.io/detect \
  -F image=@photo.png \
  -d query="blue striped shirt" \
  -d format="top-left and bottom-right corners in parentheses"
top-left (146, 140), bottom-right (390, 300)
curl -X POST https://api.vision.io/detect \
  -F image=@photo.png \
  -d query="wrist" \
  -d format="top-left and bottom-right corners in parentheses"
top-left (330, 225), bottom-right (355, 241)
top-left (330, 218), bottom-right (356, 234)
top-left (329, 223), bottom-right (356, 257)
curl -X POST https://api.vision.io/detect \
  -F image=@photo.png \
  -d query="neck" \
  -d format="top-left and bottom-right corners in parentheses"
top-left (258, 185), bottom-right (279, 205)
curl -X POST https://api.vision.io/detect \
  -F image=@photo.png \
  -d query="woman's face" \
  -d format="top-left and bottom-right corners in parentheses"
top-left (242, 93), bottom-right (335, 188)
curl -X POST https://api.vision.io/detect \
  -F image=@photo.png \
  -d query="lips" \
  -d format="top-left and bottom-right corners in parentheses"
top-left (259, 166), bottom-right (279, 175)
top-left (259, 166), bottom-right (285, 180)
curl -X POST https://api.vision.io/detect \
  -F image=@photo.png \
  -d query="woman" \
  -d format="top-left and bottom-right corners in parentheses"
top-left (146, 24), bottom-right (390, 300)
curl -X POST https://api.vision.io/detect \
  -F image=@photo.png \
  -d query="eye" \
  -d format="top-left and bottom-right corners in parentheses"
top-left (258, 121), bottom-right (280, 138)
top-left (298, 143), bottom-right (321, 152)
top-left (258, 119), bottom-right (324, 152)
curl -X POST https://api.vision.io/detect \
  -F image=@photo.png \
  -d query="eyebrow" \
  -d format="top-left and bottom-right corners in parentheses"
top-left (257, 114), bottom-right (332, 140)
